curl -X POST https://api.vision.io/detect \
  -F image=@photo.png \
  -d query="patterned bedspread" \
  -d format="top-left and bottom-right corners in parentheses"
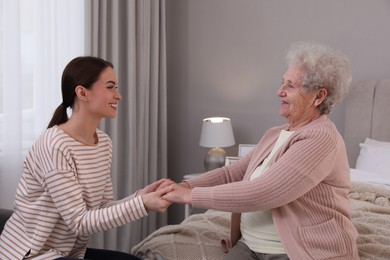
top-left (349, 182), bottom-right (390, 259)
top-left (132, 182), bottom-right (390, 260)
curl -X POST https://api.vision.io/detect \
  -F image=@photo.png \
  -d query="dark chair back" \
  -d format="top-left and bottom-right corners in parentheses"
top-left (0, 209), bottom-right (13, 234)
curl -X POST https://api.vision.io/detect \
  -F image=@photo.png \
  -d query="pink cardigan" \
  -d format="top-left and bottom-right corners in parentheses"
top-left (186, 115), bottom-right (359, 260)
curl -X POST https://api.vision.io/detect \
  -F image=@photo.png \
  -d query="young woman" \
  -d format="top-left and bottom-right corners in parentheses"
top-left (0, 56), bottom-right (172, 260)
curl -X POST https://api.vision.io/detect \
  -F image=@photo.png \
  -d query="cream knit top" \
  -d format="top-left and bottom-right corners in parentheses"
top-left (240, 130), bottom-right (293, 254)
top-left (186, 115), bottom-right (359, 260)
top-left (0, 126), bottom-right (147, 260)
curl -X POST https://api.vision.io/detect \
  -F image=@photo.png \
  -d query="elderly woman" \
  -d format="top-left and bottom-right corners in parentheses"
top-left (163, 42), bottom-right (360, 260)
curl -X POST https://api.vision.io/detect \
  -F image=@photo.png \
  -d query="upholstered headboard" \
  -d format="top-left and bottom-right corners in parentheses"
top-left (344, 79), bottom-right (390, 167)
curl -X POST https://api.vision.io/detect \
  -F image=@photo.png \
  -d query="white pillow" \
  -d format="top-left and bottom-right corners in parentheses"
top-left (350, 168), bottom-right (390, 187)
top-left (355, 138), bottom-right (390, 175)
top-left (363, 137), bottom-right (390, 147)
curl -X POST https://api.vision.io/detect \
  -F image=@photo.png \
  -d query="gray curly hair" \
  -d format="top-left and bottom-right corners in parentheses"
top-left (286, 42), bottom-right (352, 114)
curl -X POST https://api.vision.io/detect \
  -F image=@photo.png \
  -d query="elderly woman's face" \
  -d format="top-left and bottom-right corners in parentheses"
top-left (277, 66), bottom-right (319, 126)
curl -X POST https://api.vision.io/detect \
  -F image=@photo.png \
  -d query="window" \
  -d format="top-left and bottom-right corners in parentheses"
top-left (0, 0), bottom-right (86, 209)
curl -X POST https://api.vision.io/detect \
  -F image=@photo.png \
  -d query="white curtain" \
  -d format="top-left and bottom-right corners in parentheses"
top-left (0, 0), bottom-right (85, 209)
top-left (86, 0), bottom-right (168, 253)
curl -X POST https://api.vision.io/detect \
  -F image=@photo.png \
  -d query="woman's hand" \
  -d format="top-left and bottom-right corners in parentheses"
top-left (142, 186), bottom-right (173, 213)
top-left (162, 184), bottom-right (192, 205)
top-left (138, 178), bottom-right (174, 197)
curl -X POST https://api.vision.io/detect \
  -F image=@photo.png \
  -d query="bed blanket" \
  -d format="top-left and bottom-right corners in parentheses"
top-left (131, 210), bottom-right (230, 260)
top-left (349, 182), bottom-right (390, 260)
top-left (132, 182), bottom-right (390, 260)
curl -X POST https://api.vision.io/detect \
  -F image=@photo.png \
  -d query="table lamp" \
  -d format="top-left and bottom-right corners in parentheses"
top-left (199, 117), bottom-right (235, 171)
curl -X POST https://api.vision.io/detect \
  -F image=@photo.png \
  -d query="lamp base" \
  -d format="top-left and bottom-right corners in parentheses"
top-left (204, 147), bottom-right (226, 171)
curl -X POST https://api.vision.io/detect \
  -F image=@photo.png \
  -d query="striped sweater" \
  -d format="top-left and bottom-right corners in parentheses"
top-left (186, 115), bottom-right (360, 259)
top-left (0, 126), bottom-right (147, 260)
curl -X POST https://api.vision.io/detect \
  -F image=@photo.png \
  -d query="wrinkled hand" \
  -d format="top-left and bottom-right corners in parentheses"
top-left (155, 179), bottom-right (176, 191)
top-left (162, 183), bottom-right (192, 205)
top-left (142, 185), bottom-right (173, 213)
top-left (138, 178), bottom-right (174, 197)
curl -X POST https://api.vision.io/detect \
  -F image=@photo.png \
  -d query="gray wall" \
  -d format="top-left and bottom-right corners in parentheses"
top-left (166, 0), bottom-right (390, 224)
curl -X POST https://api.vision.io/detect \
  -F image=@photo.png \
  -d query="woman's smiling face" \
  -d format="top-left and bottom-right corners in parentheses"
top-left (277, 66), bottom-right (319, 127)
top-left (84, 67), bottom-right (122, 119)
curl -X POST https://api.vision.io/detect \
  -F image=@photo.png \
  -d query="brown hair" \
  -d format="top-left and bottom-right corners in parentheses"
top-left (47, 56), bottom-right (113, 128)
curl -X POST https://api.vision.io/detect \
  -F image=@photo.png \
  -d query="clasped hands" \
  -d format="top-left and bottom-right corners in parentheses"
top-left (138, 179), bottom-right (192, 213)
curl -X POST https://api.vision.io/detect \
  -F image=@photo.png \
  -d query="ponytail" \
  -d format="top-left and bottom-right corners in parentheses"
top-left (47, 56), bottom-right (113, 129)
top-left (47, 103), bottom-right (69, 129)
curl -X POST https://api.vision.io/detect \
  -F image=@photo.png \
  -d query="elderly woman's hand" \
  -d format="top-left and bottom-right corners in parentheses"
top-left (138, 178), bottom-right (174, 196)
top-left (162, 183), bottom-right (192, 205)
top-left (141, 185), bottom-right (173, 213)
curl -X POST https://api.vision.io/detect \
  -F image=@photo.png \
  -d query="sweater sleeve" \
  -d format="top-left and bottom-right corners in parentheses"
top-left (191, 122), bottom-right (343, 212)
top-left (185, 150), bottom-right (252, 188)
top-left (99, 174), bottom-right (138, 207)
top-left (42, 145), bottom-right (147, 236)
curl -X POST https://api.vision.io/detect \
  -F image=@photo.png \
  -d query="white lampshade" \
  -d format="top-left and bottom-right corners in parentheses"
top-left (199, 117), bottom-right (235, 148)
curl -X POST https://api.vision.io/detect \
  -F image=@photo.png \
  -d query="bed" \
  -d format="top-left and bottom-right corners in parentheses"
top-left (132, 79), bottom-right (390, 260)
